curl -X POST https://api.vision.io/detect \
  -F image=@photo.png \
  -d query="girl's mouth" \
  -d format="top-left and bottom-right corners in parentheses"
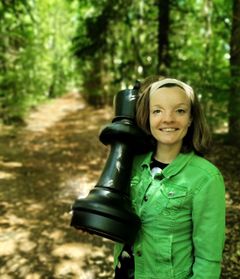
top-left (160, 128), bottom-right (178, 132)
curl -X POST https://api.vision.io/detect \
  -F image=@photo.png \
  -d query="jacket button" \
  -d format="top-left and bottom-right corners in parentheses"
top-left (168, 191), bottom-right (175, 197)
top-left (136, 250), bottom-right (142, 256)
top-left (144, 195), bottom-right (148, 202)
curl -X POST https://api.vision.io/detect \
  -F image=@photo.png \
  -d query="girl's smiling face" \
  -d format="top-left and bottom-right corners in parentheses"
top-left (149, 86), bottom-right (192, 150)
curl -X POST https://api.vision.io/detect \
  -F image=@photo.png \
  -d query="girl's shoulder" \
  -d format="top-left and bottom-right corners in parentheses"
top-left (190, 153), bottom-right (222, 177)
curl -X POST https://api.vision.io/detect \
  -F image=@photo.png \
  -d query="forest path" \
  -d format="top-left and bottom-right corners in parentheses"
top-left (0, 92), bottom-right (239, 279)
top-left (0, 93), bottom-right (114, 279)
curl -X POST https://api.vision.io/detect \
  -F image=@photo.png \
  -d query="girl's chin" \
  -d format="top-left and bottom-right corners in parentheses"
top-left (156, 139), bottom-right (183, 147)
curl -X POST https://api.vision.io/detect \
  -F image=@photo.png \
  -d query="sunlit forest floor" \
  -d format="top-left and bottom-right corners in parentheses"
top-left (0, 93), bottom-right (239, 279)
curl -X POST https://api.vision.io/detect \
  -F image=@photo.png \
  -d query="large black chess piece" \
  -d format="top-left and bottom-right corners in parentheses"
top-left (70, 82), bottom-right (150, 243)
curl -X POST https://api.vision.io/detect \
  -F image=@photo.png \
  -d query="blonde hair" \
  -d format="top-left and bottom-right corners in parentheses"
top-left (136, 75), bottom-right (211, 155)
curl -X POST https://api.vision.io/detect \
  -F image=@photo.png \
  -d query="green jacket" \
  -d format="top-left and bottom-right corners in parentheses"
top-left (114, 151), bottom-right (225, 279)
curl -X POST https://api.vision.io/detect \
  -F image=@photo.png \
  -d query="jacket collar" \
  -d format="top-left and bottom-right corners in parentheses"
top-left (141, 151), bottom-right (195, 178)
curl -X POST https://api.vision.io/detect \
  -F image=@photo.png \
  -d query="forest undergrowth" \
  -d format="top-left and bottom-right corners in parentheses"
top-left (0, 92), bottom-right (239, 279)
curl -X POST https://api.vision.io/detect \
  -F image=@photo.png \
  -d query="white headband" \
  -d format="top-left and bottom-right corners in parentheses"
top-left (150, 78), bottom-right (194, 100)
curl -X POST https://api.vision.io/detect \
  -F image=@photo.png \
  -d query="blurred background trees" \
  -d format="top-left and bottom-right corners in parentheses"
top-left (0, 0), bottom-right (239, 143)
top-left (0, 0), bottom-right (77, 123)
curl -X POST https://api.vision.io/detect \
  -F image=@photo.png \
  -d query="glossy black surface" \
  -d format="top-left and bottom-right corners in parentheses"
top-left (70, 83), bottom-right (149, 243)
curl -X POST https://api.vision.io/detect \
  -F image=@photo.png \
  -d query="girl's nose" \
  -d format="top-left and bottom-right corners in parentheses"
top-left (162, 111), bottom-right (175, 122)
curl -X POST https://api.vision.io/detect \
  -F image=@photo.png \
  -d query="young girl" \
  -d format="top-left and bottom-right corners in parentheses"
top-left (114, 76), bottom-right (225, 279)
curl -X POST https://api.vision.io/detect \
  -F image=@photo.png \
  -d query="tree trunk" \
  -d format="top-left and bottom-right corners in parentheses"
top-left (229, 0), bottom-right (240, 142)
top-left (157, 0), bottom-right (170, 75)
top-left (83, 57), bottom-right (105, 107)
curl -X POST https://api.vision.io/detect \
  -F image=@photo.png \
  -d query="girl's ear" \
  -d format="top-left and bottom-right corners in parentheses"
top-left (188, 118), bottom-right (193, 127)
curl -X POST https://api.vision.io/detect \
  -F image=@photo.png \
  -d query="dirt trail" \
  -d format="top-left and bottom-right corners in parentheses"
top-left (0, 93), bottom-right (115, 279)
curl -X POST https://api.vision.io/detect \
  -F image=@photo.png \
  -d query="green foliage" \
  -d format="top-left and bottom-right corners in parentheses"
top-left (0, 0), bottom-right (78, 123)
top-left (72, 0), bottom-right (138, 104)
top-left (73, 0), bottom-right (233, 133)
top-left (168, 0), bottom-right (232, 130)
top-left (0, 0), bottom-right (237, 136)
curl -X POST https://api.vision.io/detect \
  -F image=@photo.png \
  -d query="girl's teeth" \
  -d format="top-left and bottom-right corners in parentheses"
top-left (161, 128), bottom-right (176, 132)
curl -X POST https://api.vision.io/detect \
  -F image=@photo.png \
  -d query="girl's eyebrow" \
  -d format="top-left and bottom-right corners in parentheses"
top-left (151, 102), bottom-right (190, 107)
top-left (174, 103), bottom-right (190, 107)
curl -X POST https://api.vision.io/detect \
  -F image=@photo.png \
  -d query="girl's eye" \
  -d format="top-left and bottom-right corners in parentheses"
top-left (152, 109), bottom-right (161, 114)
top-left (176, 108), bottom-right (186, 114)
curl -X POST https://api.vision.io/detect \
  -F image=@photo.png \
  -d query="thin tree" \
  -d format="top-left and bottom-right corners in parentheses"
top-left (157, 0), bottom-right (170, 75)
top-left (229, 0), bottom-right (240, 142)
